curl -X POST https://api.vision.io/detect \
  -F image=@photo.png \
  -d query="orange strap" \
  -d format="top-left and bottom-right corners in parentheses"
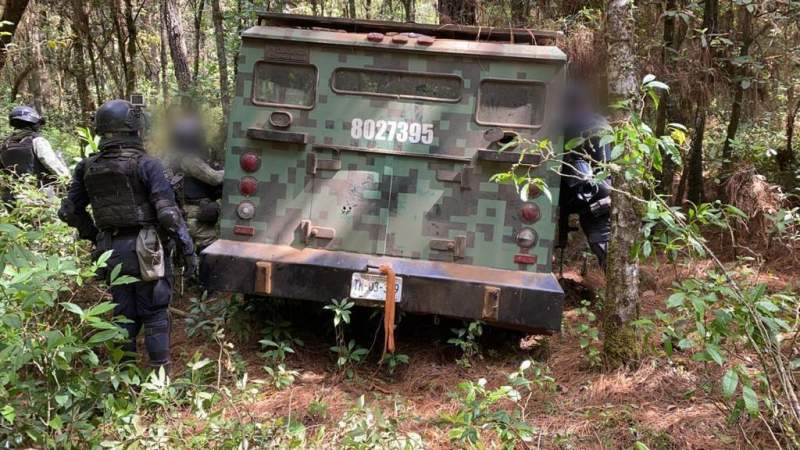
top-left (379, 264), bottom-right (396, 356)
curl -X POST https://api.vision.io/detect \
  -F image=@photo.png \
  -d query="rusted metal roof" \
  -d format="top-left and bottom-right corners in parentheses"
top-left (257, 12), bottom-right (562, 45)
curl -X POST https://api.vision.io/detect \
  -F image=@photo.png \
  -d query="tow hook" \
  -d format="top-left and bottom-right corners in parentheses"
top-left (379, 264), bottom-right (396, 357)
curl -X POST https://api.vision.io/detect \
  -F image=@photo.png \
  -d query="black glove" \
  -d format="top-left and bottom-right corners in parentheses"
top-left (183, 253), bottom-right (198, 277)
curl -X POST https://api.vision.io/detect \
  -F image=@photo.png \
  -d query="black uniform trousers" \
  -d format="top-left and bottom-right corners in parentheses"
top-left (103, 232), bottom-right (172, 367)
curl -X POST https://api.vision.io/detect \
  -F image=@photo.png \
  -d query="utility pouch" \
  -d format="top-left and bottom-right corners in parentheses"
top-left (589, 196), bottom-right (611, 218)
top-left (136, 227), bottom-right (165, 281)
top-left (197, 201), bottom-right (220, 224)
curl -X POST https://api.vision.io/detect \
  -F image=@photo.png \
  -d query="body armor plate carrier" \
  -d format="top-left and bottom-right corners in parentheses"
top-left (0, 130), bottom-right (47, 178)
top-left (83, 148), bottom-right (157, 231)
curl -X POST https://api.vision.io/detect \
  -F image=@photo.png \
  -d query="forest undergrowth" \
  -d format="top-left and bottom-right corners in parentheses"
top-left (0, 120), bottom-right (798, 449)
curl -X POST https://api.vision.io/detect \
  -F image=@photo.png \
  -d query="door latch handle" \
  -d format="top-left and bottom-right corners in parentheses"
top-left (300, 220), bottom-right (336, 244)
top-left (429, 235), bottom-right (467, 259)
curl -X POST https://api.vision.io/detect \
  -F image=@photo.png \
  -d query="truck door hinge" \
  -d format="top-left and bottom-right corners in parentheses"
top-left (429, 235), bottom-right (467, 259)
top-left (435, 166), bottom-right (472, 190)
top-left (300, 219), bottom-right (336, 244)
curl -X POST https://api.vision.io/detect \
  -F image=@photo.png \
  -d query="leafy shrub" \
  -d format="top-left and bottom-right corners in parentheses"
top-left (448, 320), bottom-right (483, 368)
top-left (440, 360), bottom-right (554, 449)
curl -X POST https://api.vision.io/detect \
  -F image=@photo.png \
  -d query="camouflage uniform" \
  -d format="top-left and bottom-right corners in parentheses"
top-left (174, 154), bottom-right (224, 249)
top-left (165, 113), bottom-right (224, 252)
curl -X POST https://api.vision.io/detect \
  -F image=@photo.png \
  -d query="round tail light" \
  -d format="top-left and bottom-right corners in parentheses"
top-left (240, 153), bottom-right (260, 172)
top-left (236, 201), bottom-right (255, 220)
top-left (516, 228), bottom-right (538, 248)
top-left (520, 203), bottom-right (541, 223)
top-left (239, 177), bottom-right (258, 196)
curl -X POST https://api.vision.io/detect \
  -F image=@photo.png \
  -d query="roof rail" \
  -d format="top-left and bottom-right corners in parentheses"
top-left (256, 12), bottom-right (561, 45)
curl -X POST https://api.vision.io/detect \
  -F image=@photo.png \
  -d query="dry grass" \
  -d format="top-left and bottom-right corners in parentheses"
top-left (725, 165), bottom-right (785, 244)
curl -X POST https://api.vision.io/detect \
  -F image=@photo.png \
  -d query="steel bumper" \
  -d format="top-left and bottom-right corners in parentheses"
top-left (200, 240), bottom-right (564, 332)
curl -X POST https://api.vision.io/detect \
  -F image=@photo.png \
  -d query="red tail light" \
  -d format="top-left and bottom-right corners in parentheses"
top-left (520, 203), bottom-right (540, 223)
top-left (514, 254), bottom-right (537, 265)
top-left (240, 153), bottom-right (260, 172)
top-left (233, 225), bottom-right (255, 236)
top-left (239, 177), bottom-right (258, 196)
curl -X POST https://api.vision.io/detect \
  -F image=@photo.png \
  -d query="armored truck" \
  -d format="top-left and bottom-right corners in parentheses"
top-left (200, 13), bottom-right (566, 332)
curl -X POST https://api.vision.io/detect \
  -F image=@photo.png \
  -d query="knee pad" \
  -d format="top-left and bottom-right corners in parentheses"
top-left (144, 317), bottom-right (171, 366)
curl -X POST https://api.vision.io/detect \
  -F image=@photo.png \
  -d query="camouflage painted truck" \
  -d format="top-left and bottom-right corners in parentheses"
top-left (200, 13), bottom-right (566, 332)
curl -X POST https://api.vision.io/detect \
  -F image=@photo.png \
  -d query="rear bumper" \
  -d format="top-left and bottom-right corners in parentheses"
top-left (200, 240), bottom-right (564, 332)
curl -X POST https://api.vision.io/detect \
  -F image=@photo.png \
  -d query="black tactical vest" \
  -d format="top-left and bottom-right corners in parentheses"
top-left (83, 148), bottom-right (157, 231)
top-left (0, 130), bottom-right (47, 177)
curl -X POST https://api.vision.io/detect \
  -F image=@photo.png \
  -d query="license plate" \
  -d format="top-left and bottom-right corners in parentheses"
top-left (350, 272), bottom-right (403, 302)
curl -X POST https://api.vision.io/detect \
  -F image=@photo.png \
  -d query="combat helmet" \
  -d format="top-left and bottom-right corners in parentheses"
top-left (9, 105), bottom-right (44, 129)
top-left (94, 99), bottom-right (146, 136)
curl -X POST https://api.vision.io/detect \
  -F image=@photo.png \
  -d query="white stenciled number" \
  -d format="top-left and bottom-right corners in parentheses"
top-left (363, 119), bottom-right (376, 139)
top-left (349, 119), bottom-right (434, 144)
top-left (350, 118), bottom-right (363, 139)
top-left (408, 122), bottom-right (422, 144)
top-left (386, 121), bottom-right (397, 142)
top-left (395, 121), bottom-right (409, 142)
top-left (421, 124), bottom-right (434, 145)
top-left (375, 120), bottom-right (388, 140)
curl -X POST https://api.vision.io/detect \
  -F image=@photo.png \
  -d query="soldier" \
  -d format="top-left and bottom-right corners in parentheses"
top-left (1, 106), bottom-right (69, 203)
top-left (59, 99), bottom-right (195, 369)
top-left (165, 113), bottom-right (224, 252)
top-left (558, 85), bottom-right (611, 268)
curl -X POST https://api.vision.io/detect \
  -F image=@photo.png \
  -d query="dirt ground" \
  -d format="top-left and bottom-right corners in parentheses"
top-left (165, 252), bottom-right (794, 449)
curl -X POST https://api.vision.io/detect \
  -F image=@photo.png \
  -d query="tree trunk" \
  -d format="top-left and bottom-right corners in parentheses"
top-left (684, 0), bottom-right (718, 204)
top-left (779, 87), bottom-right (799, 172)
top-left (211, 0), bottom-right (229, 112)
top-left (719, 6), bottom-right (752, 184)
top-left (656, 0), bottom-right (677, 196)
top-left (192, 0), bottom-right (206, 84)
top-left (163, 0), bottom-right (192, 102)
top-left (70, 18), bottom-right (94, 121)
top-left (27, 17), bottom-right (48, 113)
top-left (348, 0), bottom-right (357, 18)
top-left (510, 0), bottom-right (531, 26)
top-left (159, 12), bottom-right (170, 104)
top-left (0, 0), bottom-right (30, 73)
top-left (603, 0), bottom-right (640, 367)
top-left (686, 105), bottom-right (706, 204)
top-left (70, 0), bottom-right (102, 106)
top-left (110, 0), bottom-right (129, 98)
top-left (401, 0), bottom-right (415, 21)
top-left (124, 0), bottom-right (137, 97)
top-left (438, 0), bottom-right (476, 25)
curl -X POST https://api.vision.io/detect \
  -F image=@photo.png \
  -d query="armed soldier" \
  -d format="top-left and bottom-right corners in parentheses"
top-left (558, 86), bottom-right (611, 268)
top-left (165, 113), bottom-right (224, 252)
top-left (59, 99), bottom-right (195, 369)
top-left (1, 106), bottom-right (69, 204)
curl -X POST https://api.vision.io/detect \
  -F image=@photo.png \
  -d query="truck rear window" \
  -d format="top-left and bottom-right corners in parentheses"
top-left (253, 61), bottom-right (317, 108)
top-left (332, 68), bottom-right (461, 102)
top-left (476, 80), bottom-right (546, 128)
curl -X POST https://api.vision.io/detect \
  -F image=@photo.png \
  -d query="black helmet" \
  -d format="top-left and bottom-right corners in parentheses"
top-left (94, 99), bottom-right (145, 135)
top-left (9, 105), bottom-right (44, 128)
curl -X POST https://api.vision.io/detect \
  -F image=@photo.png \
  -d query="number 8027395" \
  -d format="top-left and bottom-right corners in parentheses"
top-left (350, 118), bottom-right (434, 145)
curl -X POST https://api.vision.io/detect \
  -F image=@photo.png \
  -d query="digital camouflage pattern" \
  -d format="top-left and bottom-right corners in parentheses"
top-left (219, 23), bottom-right (566, 274)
